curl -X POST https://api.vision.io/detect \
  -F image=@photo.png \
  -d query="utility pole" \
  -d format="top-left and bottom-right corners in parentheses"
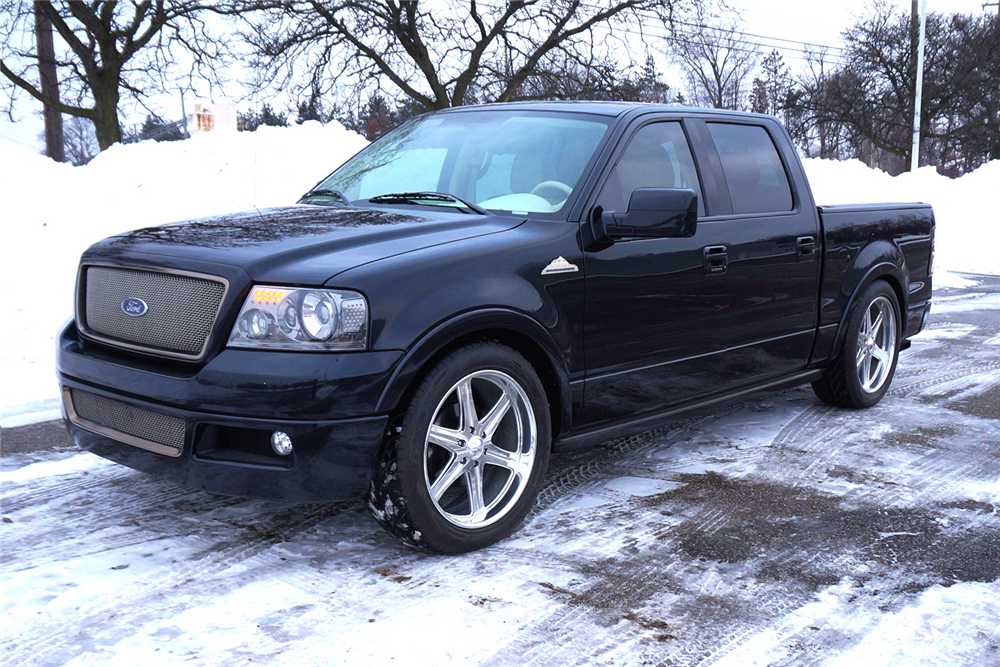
top-left (34, 2), bottom-right (65, 162)
top-left (982, 1), bottom-right (999, 15)
top-left (910, 0), bottom-right (927, 172)
top-left (180, 86), bottom-right (189, 137)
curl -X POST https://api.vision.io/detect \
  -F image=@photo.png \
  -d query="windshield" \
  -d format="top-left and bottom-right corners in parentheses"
top-left (313, 110), bottom-right (613, 216)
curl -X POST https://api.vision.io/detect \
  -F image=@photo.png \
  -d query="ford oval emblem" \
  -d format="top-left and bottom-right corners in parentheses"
top-left (121, 297), bottom-right (148, 317)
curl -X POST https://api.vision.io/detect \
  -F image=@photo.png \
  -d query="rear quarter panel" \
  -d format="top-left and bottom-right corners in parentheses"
top-left (813, 204), bottom-right (934, 363)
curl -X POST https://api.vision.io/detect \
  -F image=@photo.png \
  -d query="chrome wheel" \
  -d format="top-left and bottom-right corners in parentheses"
top-left (423, 370), bottom-right (537, 528)
top-left (855, 295), bottom-right (897, 394)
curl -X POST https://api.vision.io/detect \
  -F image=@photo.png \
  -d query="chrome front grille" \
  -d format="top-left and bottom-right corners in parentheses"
top-left (66, 388), bottom-right (185, 457)
top-left (81, 265), bottom-right (227, 360)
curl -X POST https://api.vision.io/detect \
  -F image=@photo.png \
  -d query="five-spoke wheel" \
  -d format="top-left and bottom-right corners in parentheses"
top-left (367, 342), bottom-right (550, 553)
top-left (424, 370), bottom-right (537, 528)
top-left (855, 295), bottom-right (897, 394)
top-left (813, 280), bottom-right (901, 409)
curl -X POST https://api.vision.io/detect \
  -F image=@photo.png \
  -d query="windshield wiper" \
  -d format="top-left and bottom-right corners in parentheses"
top-left (367, 191), bottom-right (490, 215)
top-left (298, 188), bottom-right (351, 206)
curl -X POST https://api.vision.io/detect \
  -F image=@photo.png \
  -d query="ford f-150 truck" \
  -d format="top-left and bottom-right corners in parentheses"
top-left (58, 102), bottom-right (934, 553)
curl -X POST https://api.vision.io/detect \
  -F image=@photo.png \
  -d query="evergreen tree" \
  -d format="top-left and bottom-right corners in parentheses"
top-left (635, 55), bottom-right (672, 103)
top-left (238, 103), bottom-right (289, 131)
top-left (126, 113), bottom-right (186, 142)
top-left (749, 78), bottom-right (768, 114)
top-left (760, 50), bottom-right (792, 117)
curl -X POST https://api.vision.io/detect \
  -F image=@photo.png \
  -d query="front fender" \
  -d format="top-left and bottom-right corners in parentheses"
top-left (374, 308), bottom-right (573, 433)
top-left (333, 218), bottom-right (584, 434)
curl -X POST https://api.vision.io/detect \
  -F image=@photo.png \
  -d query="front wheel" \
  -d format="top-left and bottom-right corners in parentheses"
top-left (367, 342), bottom-right (551, 553)
top-left (813, 280), bottom-right (900, 409)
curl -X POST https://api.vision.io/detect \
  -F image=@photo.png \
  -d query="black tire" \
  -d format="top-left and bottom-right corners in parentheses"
top-left (813, 280), bottom-right (901, 409)
top-left (367, 342), bottom-right (551, 553)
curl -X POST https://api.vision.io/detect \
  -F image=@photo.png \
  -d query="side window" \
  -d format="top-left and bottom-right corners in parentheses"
top-left (596, 122), bottom-right (704, 216)
top-left (707, 123), bottom-right (793, 214)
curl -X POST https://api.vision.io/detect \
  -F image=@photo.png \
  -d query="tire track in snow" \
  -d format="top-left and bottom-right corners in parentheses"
top-left (534, 401), bottom-right (753, 513)
top-left (2, 465), bottom-right (135, 513)
top-left (888, 360), bottom-right (1000, 399)
top-left (2, 499), bottom-right (359, 666)
top-left (2, 488), bottom-right (249, 571)
top-left (479, 397), bottom-right (828, 665)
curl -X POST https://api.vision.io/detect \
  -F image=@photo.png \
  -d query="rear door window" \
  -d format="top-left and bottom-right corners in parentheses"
top-left (707, 123), bottom-right (793, 214)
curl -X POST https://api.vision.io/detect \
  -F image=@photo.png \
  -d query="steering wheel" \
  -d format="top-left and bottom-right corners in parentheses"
top-left (530, 180), bottom-right (573, 197)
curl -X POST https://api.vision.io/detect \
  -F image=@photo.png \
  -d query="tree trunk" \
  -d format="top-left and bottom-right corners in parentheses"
top-left (90, 76), bottom-right (123, 150)
top-left (34, 2), bottom-right (65, 162)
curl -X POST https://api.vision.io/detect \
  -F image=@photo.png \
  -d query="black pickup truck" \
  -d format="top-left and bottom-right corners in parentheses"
top-left (58, 102), bottom-right (934, 553)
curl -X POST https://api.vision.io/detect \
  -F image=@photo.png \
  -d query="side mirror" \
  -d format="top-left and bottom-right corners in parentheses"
top-left (600, 188), bottom-right (698, 240)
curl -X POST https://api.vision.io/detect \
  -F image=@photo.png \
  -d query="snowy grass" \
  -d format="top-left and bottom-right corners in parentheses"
top-left (0, 125), bottom-right (996, 423)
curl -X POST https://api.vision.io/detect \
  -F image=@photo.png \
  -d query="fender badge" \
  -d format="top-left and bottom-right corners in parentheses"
top-left (541, 257), bottom-right (579, 276)
top-left (121, 297), bottom-right (149, 317)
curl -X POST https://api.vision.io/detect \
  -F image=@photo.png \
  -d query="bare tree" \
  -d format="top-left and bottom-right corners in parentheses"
top-left (794, 46), bottom-right (838, 158)
top-left (63, 115), bottom-right (99, 166)
top-left (670, 20), bottom-right (759, 110)
top-left (237, 0), bottom-right (693, 113)
top-left (1, 1), bottom-right (232, 150)
top-left (932, 12), bottom-right (1000, 171)
top-left (787, 8), bottom-right (998, 174)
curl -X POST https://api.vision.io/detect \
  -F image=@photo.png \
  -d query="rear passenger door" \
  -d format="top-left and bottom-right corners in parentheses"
top-left (581, 116), bottom-right (820, 428)
top-left (697, 119), bottom-right (820, 383)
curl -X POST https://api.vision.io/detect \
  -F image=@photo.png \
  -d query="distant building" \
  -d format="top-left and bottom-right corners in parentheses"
top-left (188, 103), bottom-right (237, 135)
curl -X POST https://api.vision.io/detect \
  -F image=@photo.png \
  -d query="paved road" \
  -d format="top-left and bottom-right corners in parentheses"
top-left (2, 275), bottom-right (998, 667)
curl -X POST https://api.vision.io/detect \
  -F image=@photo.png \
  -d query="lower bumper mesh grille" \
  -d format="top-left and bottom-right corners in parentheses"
top-left (67, 388), bottom-right (185, 457)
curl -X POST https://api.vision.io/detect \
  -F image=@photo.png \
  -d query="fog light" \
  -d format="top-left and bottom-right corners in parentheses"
top-left (271, 431), bottom-right (293, 456)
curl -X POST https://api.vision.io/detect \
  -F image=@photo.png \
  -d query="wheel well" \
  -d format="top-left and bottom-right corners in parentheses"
top-left (871, 274), bottom-right (906, 329)
top-left (392, 328), bottom-right (565, 448)
top-left (837, 273), bottom-right (906, 349)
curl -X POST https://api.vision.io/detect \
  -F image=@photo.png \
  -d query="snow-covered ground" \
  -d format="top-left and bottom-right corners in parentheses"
top-left (2, 277), bottom-right (998, 666)
top-left (0, 123), bottom-right (997, 425)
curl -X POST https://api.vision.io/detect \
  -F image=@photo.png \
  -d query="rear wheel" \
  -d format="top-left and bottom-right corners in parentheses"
top-left (813, 280), bottom-right (900, 409)
top-left (367, 342), bottom-right (551, 553)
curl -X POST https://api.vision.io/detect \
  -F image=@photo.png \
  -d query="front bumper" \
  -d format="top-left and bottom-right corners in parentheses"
top-left (57, 322), bottom-right (400, 501)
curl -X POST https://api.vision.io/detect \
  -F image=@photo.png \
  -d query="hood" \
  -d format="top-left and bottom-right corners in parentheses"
top-left (83, 204), bottom-right (523, 285)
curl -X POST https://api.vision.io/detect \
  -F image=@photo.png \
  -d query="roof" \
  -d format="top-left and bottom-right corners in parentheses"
top-left (434, 100), bottom-right (771, 121)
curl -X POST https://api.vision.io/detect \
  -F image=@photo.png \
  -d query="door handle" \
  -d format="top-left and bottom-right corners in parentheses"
top-left (797, 236), bottom-right (818, 260)
top-left (703, 245), bottom-right (728, 274)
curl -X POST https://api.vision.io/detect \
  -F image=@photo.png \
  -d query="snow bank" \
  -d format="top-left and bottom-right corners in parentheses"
top-left (802, 157), bottom-right (1000, 278)
top-left (0, 122), bottom-right (368, 423)
top-left (0, 127), bottom-right (996, 424)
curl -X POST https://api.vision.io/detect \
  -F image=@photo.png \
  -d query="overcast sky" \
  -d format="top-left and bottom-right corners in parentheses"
top-left (1, 0), bottom-right (994, 153)
top-left (733, 0), bottom-right (992, 56)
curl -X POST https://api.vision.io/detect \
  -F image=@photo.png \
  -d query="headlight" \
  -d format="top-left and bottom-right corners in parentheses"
top-left (228, 286), bottom-right (368, 350)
